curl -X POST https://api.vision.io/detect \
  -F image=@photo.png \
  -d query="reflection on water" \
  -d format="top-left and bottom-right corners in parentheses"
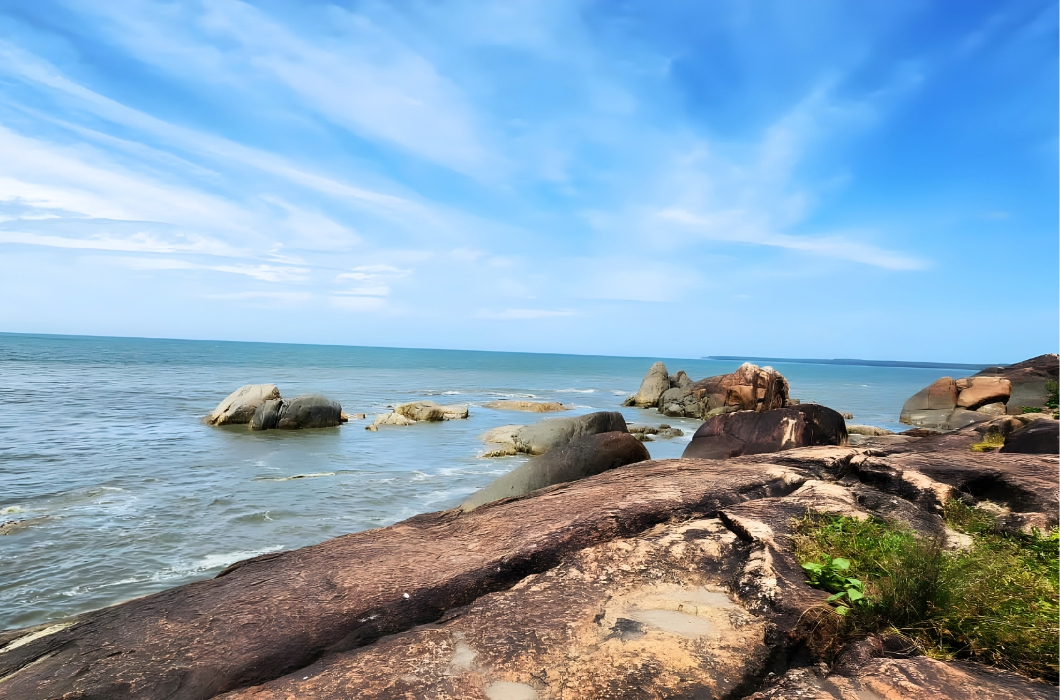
top-left (0, 333), bottom-right (953, 629)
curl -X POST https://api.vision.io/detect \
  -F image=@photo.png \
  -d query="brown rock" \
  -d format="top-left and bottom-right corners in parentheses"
top-left (957, 376), bottom-right (1011, 409)
top-left (691, 362), bottom-right (790, 414)
top-left (682, 404), bottom-right (848, 459)
top-left (901, 377), bottom-right (958, 416)
top-left (1000, 419), bottom-right (1059, 455)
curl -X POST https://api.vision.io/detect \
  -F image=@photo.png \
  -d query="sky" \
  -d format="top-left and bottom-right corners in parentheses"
top-left (0, 1), bottom-right (1056, 363)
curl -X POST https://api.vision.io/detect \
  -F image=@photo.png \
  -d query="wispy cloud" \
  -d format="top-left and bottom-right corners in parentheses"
top-left (478, 308), bottom-right (576, 320)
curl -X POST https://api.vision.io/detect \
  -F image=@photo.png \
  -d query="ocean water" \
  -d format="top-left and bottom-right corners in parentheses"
top-left (0, 333), bottom-right (959, 630)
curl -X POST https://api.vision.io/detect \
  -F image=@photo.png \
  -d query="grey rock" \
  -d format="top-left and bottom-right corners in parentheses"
top-left (250, 399), bottom-right (287, 431)
top-left (999, 420), bottom-right (1059, 454)
top-left (682, 404), bottom-right (848, 460)
top-left (395, 401), bottom-right (468, 422)
top-left (479, 412), bottom-right (629, 456)
top-left (206, 384), bottom-right (281, 425)
top-left (277, 395), bottom-right (344, 430)
top-left (846, 424), bottom-right (894, 436)
top-left (630, 362), bottom-right (671, 408)
top-left (459, 432), bottom-right (649, 511)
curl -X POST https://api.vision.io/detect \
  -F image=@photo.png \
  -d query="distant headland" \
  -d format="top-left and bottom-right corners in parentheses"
top-left (704, 356), bottom-right (996, 371)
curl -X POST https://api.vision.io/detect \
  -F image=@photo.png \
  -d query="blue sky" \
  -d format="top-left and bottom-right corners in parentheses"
top-left (0, 1), bottom-right (1056, 362)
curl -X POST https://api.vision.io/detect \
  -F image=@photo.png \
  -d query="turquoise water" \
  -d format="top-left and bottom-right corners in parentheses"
top-left (0, 333), bottom-right (957, 630)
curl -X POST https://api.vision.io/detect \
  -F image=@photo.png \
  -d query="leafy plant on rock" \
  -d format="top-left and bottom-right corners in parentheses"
top-left (801, 556), bottom-right (869, 616)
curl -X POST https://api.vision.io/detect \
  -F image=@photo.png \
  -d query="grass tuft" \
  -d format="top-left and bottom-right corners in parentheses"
top-left (970, 432), bottom-right (1006, 452)
top-left (792, 507), bottom-right (1059, 682)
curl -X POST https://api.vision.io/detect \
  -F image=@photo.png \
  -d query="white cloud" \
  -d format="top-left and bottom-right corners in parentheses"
top-left (114, 257), bottom-right (310, 282)
top-left (478, 308), bottom-right (576, 320)
top-left (0, 230), bottom-right (245, 258)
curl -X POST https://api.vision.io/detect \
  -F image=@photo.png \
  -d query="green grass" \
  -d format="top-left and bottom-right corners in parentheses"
top-left (970, 432), bottom-right (1005, 452)
top-left (793, 506), bottom-right (1059, 682)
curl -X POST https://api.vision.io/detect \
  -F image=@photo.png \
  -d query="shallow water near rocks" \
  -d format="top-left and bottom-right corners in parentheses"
top-left (0, 333), bottom-right (957, 630)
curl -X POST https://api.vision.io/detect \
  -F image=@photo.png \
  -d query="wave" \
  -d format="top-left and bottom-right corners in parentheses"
top-left (254, 472), bottom-right (336, 481)
top-left (151, 545), bottom-right (285, 582)
top-left (556, 389), bottom-right (596, 393)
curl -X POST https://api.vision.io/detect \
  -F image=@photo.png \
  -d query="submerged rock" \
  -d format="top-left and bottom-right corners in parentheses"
top-left (206, 384), bottom-right (281, 425)
top-left (460, 432), bottom-right (649, 511)
top-left (250, 395), bottom-right (344, 431)
top-left (682, 404), bottom-right (847, 459)
top-left (481, 400), bottom-right (571, 413)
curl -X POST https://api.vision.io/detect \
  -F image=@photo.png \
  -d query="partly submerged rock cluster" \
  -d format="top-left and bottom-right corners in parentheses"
top-left (368, 400), bottom-right (469, 430)
top-left (624, 360), bottom-right (792, 419)
top-left (204, 384), bottom-right (346, 431)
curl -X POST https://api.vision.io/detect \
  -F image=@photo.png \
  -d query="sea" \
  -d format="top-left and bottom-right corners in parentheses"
top-left (0, 333), bottom-right (975, 631)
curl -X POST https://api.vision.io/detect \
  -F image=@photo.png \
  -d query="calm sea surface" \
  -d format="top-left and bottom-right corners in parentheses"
top-left (0, 333), bottom-right (960, 630)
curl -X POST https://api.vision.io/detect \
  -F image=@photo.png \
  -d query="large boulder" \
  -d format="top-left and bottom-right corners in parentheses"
top-left (459, 432), bottom-right (649, 511)
top-left (955, 377), bottom-right (1011, 409)
top-left (999, 420), bottom-right (1059, 454)
top-left (206, 384), bottom-right (281, 425)
top-left (901, 377), bottom-right (958, 417)
top-left (394, 401), bottom-right (468, 422)
top-left (479, 411), bottom-right (629, 456)
top-left (625, 361), bottom-right (671, 407)
top-left (682, 404), bottom-right (847, 459)
top-left (973, 354), bottom-right (1058, 414)
top-left (250, 395), bottom-right (344, 430)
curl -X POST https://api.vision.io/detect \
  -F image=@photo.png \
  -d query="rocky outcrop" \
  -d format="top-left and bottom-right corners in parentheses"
top-left (3, 439), bottom-right (1053, 700)
top-left (626, 361), bottom-right (792, 419)
top-left (478, 411), bottom-right (628, 456)
top-left (682, 404), bottom-right (848, 459)
top-left (459, 432), bottom-right (649, 511)
top-left (369, 401), bottom-right (469, 429)
top-left (900, 354), bottom-right (1059, 430)
top-left (206, 384), bottom-right (281, 425)
top-left (481, 400), bottom-right (571, 412)
top-left (249, 395), bottom-right (344, 430)
top-left (628, 424), bottom-right (684, 441)
top-left (1000, 419), bottom-right (1059, 454)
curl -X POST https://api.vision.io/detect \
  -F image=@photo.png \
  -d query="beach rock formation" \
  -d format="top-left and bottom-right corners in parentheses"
top-left (481, 400), bottom-right (571, 412)
top-left (683, 404), bottom-right (848, 459)
top-left (249, 395), bottom-right (344, 430)
top-left (206, 384), bottom-right (281, 425)
top-left (626, 361), bottom-right (792, 419)
top-left (1000, 419), bottom-right (1059, 454)
top-left (479, 411), bottom-right (628, 456)
top-left (369, 401), bottom-right (469, 429)
top-left (900, 354), bottom-right (1059, 430)
top-left (459, 432), bottom-right (649, 511)
top-left (628, 424), bottom-right (684, 441)
top-left (2, 436), bottom-right (1053, 700)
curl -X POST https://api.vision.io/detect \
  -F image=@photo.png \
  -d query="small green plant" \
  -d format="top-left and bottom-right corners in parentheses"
top-left (801, 556), bottom-right (869, 615)
top-left (1021, 406), bottom-right (1043, 413)
top-left (970, 431), bottom-right (1005, 452)
top-left (1045, 380), bottom-right (1059, 410)
top-left (793, 510), bottom-right (1059, 681)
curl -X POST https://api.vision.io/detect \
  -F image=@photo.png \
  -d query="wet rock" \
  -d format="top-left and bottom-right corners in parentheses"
top-left (395, 401), bottom-right (469, 422)
top-left (250, 398), bottom-right (286, 430)
top-left (459, 432), bottom-right (649, 511)
top-left (206, 384), bottom-right (281, 425)
top-left (1000, 419), bottom-right (1059, 454)
top-left (249, 395), bottom-right (344, 430)
top-left (481, 401), bottom-right (570, 413)
top-left (478, 412), bottom-right (628, 456)
top-left (683, 405), bottom-right (848, 459)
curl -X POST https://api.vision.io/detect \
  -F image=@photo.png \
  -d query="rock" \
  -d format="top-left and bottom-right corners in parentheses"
top-left (250, 399), bottom-right (286, 430)
top-left (395, 401), bottom-right (468, 422)
top-left (839, 412), bottom-right (853, 419)
top-left (249, 395), bottom-right (344, 430)
top-left (344, 413), bottom-right (366, 421)
top-left (956, 376), bottom-right (1011, 409)
top-left (689, 362), bottom-right (790, 416)
top-left (1000, 420), bottom-right (1059, 454)
top-left (206, 384), bottom-right (281, 425)
top-left (371, 412), bottom-right (415, 428)
top-left (900, 378), bottom-right (958, 424)
top-left (976, 402), bottom-right (1007, 416)
top-left (629, 361), bottom-right (670, 407)
top-left (682, 405), bottom-right (847, 460)
top-left (973, 353), bottom-right (1058, 414)
top-left (481, 401), bottom-right (571, 413)
top-left (846, 424), bottom-right (893, 436)
top-left (480, 412), bottom-right (629, 457)
top-left (276, 395), bottom-right (343, 429)
top-left (670, 370), bottom-right (693, 389)
top-left (459, 432), bottom-right (649, 511)
top-left (749, 657), bottom-right (1053, 700)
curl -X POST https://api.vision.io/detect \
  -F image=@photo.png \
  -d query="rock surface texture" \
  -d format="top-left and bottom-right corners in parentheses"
top-left (459, 432), bottom-right (649, 511)
top-left (250, 395), bottom-right (344, 430)
top-left (478, 411), bottom-right (628, 456)
top-left (370, 401), bottom-right (469, 429)
top-left (481, 401), bottom-right (571, 413)
top-left (683, 404), bottom-right (848, 459)
top-left (901, 354), bottom-right (1058, 430)
top-left (1000, 419), bottom-right (1059, 454)
top-left (206, 384), bottom-right (281, 425)
top-left (626, 361), bottom-right (792, 420)
top-left (1, 436), bottom-right (1055, 699)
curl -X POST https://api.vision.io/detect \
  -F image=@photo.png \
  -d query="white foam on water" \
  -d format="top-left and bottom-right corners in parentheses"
top-left (556, 388), bottom-right (596, 393)
top-left (0, 506), bottom-right (25, 516)
top-left (152, 545), bottom-right (284, 581)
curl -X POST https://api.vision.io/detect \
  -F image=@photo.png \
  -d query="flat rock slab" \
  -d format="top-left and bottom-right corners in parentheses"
top-left (749, 657), bottom-right (1054, 699)
top-left (481, 401), bottom-right (572, 412)
top-left (222, 519), bottom-right (767, 699)
top-left (0, 460), bottom-right (804, 700)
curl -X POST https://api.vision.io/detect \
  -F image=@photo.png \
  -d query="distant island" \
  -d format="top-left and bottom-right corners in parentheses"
top-left (704, 356), bottom-right (996, 371)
